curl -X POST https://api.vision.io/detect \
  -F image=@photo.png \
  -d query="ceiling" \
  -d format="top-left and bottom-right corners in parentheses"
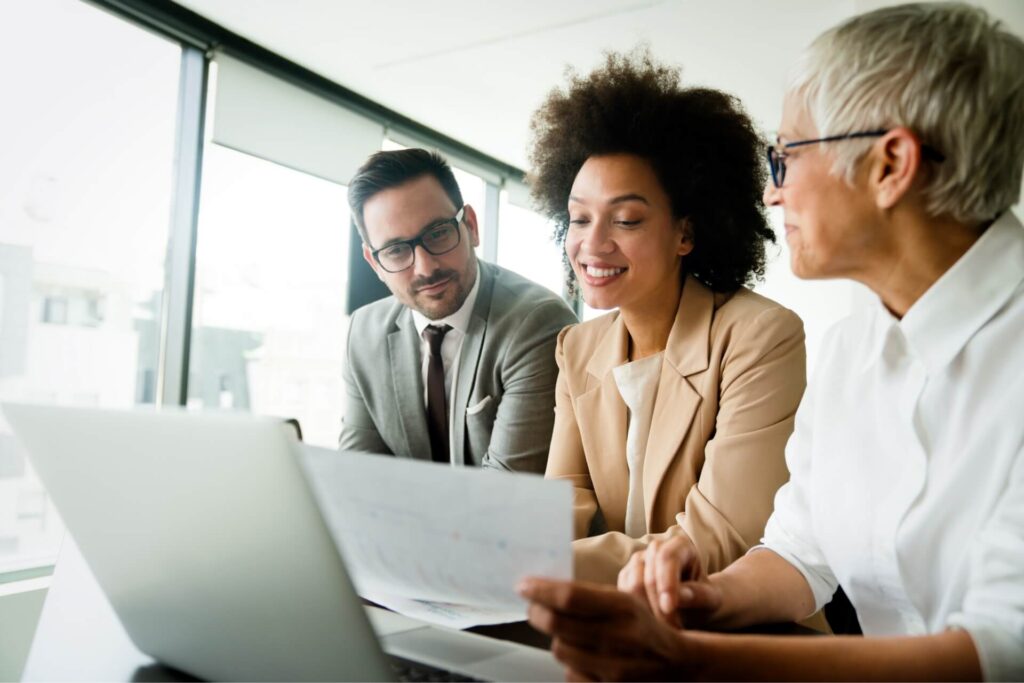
top-left (173, 0), bottom-right (1024, 171)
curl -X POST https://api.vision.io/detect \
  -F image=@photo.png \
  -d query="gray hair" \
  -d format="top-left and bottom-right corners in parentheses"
top-left (788, 2), bottom-right (1024, 224)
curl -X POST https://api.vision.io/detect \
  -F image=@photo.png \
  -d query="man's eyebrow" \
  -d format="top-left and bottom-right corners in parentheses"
top-left (378, 236), bottom-right (409, 249)
top-left (568, 194), bottom-right (649, 205)
top-left (377, 215), bottom-right (452, 248)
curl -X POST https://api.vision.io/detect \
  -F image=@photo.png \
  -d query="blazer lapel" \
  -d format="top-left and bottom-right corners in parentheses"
top-left (389, 310), bottom-right (430, 460)
top-left (643, 275), bottom-right (713, 529)
top-left (449, 262), bottom-right (495, 466)
top-left (577, 315), bottom-right (630, 530)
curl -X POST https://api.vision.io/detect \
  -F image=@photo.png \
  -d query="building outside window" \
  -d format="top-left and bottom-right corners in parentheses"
top-left (0, 0), bottom-right (181, 574)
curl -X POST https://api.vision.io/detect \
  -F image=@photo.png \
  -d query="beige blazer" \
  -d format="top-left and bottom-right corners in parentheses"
top-left (547, 274), bottom-right (806, 584)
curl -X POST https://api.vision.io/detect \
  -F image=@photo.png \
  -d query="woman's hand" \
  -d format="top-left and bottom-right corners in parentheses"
top-left (518, 577), bottom-right (699, 681)
top-left (616, 536), bottom-right (723, 628)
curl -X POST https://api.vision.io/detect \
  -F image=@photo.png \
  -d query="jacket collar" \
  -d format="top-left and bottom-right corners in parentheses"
top-left (585, 273), bottom-right (714, 380)
top-left (450, 260), bottom-right (496, 466)
top-left (577, 274), bottom-right (713, 531)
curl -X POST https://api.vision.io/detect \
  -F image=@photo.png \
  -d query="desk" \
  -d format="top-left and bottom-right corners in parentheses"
top-left (24, 541), bottom-right (817, 682)
top-left (21, 540), bottom-right (550, 682)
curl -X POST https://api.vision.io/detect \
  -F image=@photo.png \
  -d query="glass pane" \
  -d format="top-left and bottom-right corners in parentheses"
top-left (495, 192), bottom-right (565, 297)
top-left (0, 0), bottom-right (180, 572)
top-left (189, 144), bottom-right (350, 448)
top-left (450, 168), bottom-right (487, 255)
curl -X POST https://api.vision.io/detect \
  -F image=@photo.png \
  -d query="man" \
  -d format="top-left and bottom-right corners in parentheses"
top-left (519, 3), bottom-right (1024, 681)
top-left (340, 148), bottom-right (576, 472)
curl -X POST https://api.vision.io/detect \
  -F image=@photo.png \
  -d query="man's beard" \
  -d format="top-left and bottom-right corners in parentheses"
top-left (411, 268), bottom-right (466, 320)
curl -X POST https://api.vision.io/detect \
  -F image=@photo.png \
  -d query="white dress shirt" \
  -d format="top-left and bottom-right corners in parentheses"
top-left (761, 212), bottom-right (1024, 681)
top-left (411, 271), bottom-right (480, 410)
top-left (612, 352), bottom-right (663, 538)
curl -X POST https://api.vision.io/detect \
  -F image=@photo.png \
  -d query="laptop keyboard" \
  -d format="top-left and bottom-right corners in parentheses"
top-left (389, 654), bottom-right (482, 682)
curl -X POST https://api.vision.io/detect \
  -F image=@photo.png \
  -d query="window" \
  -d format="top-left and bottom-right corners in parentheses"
top-left (0, 0), bottom-right (180, 573)
top-left (452, 168), bottom-right (488, 255)
top-left (495, 192), bottom-right (565, 297)
top-left (188, 144), bottom-right (351, 448)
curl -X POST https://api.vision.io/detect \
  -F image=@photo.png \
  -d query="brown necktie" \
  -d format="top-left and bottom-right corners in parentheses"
top-left (423, 324), bottom-right (452, 464)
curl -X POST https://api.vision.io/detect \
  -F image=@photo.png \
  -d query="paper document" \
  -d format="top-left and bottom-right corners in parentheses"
top-left (301, 446), bottom-right (572, 627)
top-left (363, 592), bottom-right (526, 630)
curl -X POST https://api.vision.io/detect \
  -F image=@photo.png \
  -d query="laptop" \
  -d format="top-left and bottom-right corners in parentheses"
top-left (3, 403), bottom-right (562, 682)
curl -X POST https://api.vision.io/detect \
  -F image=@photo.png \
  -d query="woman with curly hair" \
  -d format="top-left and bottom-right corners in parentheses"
top-left (530, 49), bottom-right (807, 584)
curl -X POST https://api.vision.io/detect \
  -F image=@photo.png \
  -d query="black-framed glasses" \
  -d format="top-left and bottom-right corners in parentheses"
top-left (370, 206), bottom-right (465, 273)
top-left (766, 129), bottom-right (945, 188)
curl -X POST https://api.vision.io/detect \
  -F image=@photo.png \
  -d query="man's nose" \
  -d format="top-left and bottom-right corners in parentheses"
top-left (412, 244), bottom-right (441, 276)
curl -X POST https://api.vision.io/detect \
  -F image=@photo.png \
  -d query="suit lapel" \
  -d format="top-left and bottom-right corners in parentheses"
top-left (449, 261), bottom-right (495, 466)
top-left (389, 309), bottom-right (430, 460)
top-left (577, 315), bottom-right (630, 530)
top-left (642, 275), bottom-right (713, 528)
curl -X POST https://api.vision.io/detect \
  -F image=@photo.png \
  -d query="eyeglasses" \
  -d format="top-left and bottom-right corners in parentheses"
top-left (766, 129), bottom-right (945, 188)
top-left (370, 206), bottom-right (465, 273)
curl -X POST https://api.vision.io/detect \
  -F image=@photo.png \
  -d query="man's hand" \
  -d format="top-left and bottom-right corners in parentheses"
top-left (518, 577), bottom-right (698, 681)
top-left (616, 536), bottom-right (723, 628)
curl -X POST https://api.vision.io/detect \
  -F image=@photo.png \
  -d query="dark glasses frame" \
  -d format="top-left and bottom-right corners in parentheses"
top-left (370, 206), bottom-right (466, 273)
top-left (767, 129), bottom-right (945, 188)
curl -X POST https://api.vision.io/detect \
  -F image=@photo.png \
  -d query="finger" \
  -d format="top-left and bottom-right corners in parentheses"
top-left (643, 542), bottom-right (662, 616)
top-left (616, 553), bottom-right (646, 602)
top-left (654, 536), bottom-right (695, 615)
top-left (527, 602), bottom-right (557, 636)
top-left (677, 580), bottom-right (723, 613)
top-left (527, 597), bottom-right (633, 649)
top-left (519, 577), bottom-right (636, 618)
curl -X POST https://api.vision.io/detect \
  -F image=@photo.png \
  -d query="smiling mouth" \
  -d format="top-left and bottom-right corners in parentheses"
top-left (579, 264), bottom-right (627, 286)
top-left (585, 265), bottom-right (625, 277)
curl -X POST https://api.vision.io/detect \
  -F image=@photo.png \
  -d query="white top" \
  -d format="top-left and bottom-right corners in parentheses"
top-left (760, 212), bottom-right (1024, 681)
top-left (613, 352), bottom-right (663, 538)
top-left (411, 271), bottom-right (481, 409)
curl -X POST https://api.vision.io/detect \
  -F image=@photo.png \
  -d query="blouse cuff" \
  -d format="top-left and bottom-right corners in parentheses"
top-left (946, 613), bottom-right (1024, 681)
top-left (748, 543), bottom-right (837, 616)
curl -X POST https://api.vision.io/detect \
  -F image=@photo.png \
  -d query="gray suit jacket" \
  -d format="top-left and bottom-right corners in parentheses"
top-left (340, 261), bottom-right (577, 473)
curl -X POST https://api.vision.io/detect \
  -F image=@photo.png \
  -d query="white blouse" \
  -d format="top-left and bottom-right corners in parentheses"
top-left (613, 352), bottom-right (663, 538)
top-left (761, 212), bottom-right (1024, 681)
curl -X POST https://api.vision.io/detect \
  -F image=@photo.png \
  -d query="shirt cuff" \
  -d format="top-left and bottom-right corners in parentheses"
top-left (749, 543), bottom-right (837, 616)
top-left (946, 613), bottom-right (1024, 681)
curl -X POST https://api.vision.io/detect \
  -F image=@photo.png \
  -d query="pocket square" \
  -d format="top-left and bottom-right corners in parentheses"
top-left (466, 395), bottom-right (493, 415)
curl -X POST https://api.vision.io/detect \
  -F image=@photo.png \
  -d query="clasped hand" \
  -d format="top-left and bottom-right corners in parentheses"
top-left (617, 535), bottom-right (723, 628)
top-left (518, 536), bottom-right (723, 681)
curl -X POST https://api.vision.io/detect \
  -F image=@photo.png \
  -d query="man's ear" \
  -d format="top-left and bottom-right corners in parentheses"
top-left (463, 204), bottom-right (481, 249)
top-left (676, 218), bottom-right (695, 257)
top-left (362, 243), bottom-right (385, 282)
top-left (871, 127), bottom-right (924, 210)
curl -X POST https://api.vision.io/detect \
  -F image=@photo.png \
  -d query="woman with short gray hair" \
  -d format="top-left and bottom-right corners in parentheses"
top-left (519, 3), bottom-right (1024, 680)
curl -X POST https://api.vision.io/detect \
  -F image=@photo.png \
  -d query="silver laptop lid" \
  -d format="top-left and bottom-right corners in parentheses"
top-left (3, 403), bottom-right (392, 682)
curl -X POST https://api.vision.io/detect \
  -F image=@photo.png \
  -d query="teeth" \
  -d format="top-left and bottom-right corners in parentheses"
top-left (585, 265), bottom-right (625, 278)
